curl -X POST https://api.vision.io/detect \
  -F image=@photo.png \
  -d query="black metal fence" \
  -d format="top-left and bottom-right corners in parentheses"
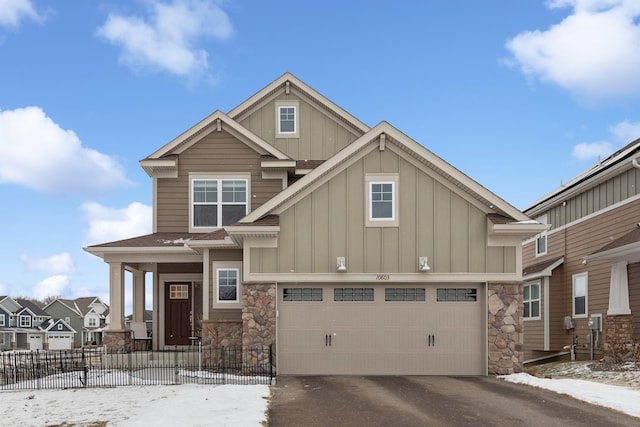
top-left (0, 345), bottom-right (273, 391)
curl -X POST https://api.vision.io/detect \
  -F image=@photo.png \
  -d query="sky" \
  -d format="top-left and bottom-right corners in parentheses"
top-left (2, 0), bottom-right (640, 307)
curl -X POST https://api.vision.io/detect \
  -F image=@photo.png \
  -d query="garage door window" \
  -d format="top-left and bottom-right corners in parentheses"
top-left (436, 288), bottom-right (477, 302)
top-left (385, 288), bottom-right (425, 301)
top-left (283, 288), bottom-right (323, 302)
top-left (334, 288), bottom-right (374, 301)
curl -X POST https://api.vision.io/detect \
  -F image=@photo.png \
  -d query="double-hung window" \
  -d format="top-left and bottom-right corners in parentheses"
top-left (0, 314), bottom-right (4, 326)
top-left (191, 176), bottom-right (248, 230)
top-left (20, 315), bottom-right (31, 328)
top-left (217, 268), bottom-right (239, 303)
top-left (365, 174), bottom-right (399, 227)
top-left (573, 272), bottom-right (588, 318)
top-left (523, 283), bottom-right (540, 319)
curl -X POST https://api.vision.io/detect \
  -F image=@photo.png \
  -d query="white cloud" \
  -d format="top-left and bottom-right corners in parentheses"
top-left (506, 0), bottom-right (640, 102)
top-left (32, 274), bottom-right (70, 300)
top-left (82, 201), bottom-right (152, 245)
top-left (0, 282), bottom-right (8, 295)
top-left (96, 0), bottom-right (232, 78)
top-left (571, 119), bottom-right (640, 160)
top-left (0, 106), bottom-right (130, 195)
top-left (609, 120), bottom-right (640, 143)
top-left (0, 0), bottom-right (42, 28)
top-left (20, 252), bottom-right (75, 274)
top-left (572, 141), bottom-right (613, 160)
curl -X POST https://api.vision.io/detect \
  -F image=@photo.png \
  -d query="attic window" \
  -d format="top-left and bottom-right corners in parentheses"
top-left (365, 174), bottom-right (399, 227)
top-left (275, 100), bottom-right (299, 138)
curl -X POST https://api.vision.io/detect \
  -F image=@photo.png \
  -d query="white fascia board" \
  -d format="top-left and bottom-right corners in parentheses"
top-left (585, 242), bottom-right (640, 262)
top-left (522, 257), bottom-right (565, 281)
top-left (185, 239), bottom-right (238, 249)
top-left (261, 160), bottom-right (296, 169)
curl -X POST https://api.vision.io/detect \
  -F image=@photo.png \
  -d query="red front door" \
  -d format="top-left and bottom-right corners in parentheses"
top-left (165, 283), bottom-right (191, 345)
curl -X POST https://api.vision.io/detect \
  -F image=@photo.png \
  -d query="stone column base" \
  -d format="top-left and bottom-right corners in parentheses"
top-left (103, 330), bottom-right (133, 353)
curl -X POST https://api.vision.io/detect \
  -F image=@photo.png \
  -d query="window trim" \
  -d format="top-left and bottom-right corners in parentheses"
top-left (365, 174), bottom-right (399, 227)
top-left (189, 173), bottom-right (251, 232)
top-left (212, 261), bottom-right (242, 308)
top-left (216, 268), bottom-right (240, 304)
top-left (523, 282), bottom-right (541, 320)
top-left (535, 215), bottom-right (548, 257)
top-left (275, 100), bottom-right (299, 138)
top-left (572, 272), bottom-right (588, 318)
top-left (20, 315), bottom-right (31, 328)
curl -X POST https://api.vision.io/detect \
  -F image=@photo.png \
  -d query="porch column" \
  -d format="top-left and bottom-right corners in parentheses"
top-left (608, 261), bottom-right (631, 315)
top-left (108, 262), bottom-right (126, 330)
top-left (132, 268), bottom-right (146, 323)
top-left (203, 249), bottom-right (210, 321)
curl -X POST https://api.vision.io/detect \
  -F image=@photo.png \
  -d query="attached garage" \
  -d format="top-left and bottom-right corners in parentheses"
top-left (47, 334), bottom-right (73, 350)
top-left (28, 334), bottom-right (43, 350)
top-left (277, 284), bottom-right (486, 375)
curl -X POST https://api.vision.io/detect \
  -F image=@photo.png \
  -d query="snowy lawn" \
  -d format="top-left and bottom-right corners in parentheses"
top-left (502, 372), bottom-right (640, 419)
top-left (0, 384), bottom-right (270, 426)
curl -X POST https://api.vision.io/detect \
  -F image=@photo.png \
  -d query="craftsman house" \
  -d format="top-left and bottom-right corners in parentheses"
top-left (85, 73), bottom-right (545, 375)
top-left (0, 297), bottom-right (75, 350)
top-left (43, 297), bottom-right (109, 347)
top-left (522, 139), bottom-right (640, 362)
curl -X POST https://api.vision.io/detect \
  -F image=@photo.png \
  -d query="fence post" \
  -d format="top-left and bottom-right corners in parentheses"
top-left (174, 347), bottom-right (179, 385)
top-left (81, 348), bottom-right (88, 387)
top-left (269, 344), bottom-right (273, 384)
top-left (128, 351), bottom-right (133, 386)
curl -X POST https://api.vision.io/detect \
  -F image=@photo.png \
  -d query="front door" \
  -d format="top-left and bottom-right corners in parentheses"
top-left (165, 283), bottom-right (191, 345)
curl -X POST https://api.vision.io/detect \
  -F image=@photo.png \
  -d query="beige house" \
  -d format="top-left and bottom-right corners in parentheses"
top-left (522, 139), bottom-right (640, 362)
top-left (85, 73), bottom-right (544, 375)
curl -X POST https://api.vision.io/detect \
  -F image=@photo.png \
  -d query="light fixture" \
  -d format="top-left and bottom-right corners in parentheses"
top-left (337, 257), bottom-right (347, 272)
top-left (419, 256), bottom-right (431, 272)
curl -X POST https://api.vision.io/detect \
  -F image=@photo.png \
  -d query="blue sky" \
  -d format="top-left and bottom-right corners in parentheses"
top-left (1, 0), bottom-right (640, 309)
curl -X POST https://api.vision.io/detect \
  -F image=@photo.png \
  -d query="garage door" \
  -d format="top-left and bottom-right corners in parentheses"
top-left (28, 335), bottom-right (43, 350)
top-left (277, 284), bottom-right (485, 375)
top-left (48, 335), bottom-right (73, 350)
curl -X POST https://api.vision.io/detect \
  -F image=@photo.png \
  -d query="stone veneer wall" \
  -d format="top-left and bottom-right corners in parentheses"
top-left (488, 283), bottom-right (524, 375)
top-left (604, 314), bottom-right (634, 347)
top-left (201, 320), bottom-right (243, 348)
top-left (102, 331), bottom-right (132, 353)
top-left (242, 283), bottom-right (276, 349)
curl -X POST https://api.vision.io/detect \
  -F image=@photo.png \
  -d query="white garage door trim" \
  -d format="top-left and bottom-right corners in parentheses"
top-left (277, 283), bottom-right (486, 375)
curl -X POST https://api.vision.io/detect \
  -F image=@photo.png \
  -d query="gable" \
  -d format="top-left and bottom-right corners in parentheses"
top-left (237, 91), bottom-right (362, 160)
top-left (250, 146), bottom-right (515, 275)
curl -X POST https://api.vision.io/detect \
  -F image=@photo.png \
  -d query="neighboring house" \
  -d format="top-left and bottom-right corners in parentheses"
top-left (0, 297), bottom-right (75, 350)
top-left (522, 139), bottom-right (640, 362)
top-left (85, 73), bottom-right (544, 375)
top-left (43, 297), bottom-right (110, 347)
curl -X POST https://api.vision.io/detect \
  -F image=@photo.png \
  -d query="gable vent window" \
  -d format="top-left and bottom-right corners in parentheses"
top-left (191, 177), bottom-right (248, 229)
top-left (275, 100), bottom-right (299, 138)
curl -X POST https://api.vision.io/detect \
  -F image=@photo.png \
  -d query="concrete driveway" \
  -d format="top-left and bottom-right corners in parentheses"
top-left (268, 376), bottom-right (638, 427)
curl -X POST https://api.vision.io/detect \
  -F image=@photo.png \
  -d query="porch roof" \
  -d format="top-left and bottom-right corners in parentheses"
top-left (522, 256), bottom-right (564, 280)
top-left (586, 225), bottom-right (640, 262)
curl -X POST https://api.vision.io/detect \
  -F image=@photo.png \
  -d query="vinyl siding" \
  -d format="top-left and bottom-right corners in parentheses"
top-left (238, 94), bottom-right (360, 160)
top-left (156, 129), bottom-right (283, 232)
top-left (523, 196), bottom-right (640, 358)
top-left (251, 147), bottom-right (514, 274)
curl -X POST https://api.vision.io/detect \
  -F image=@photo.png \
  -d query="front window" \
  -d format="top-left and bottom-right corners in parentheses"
top-left (365, 174), bottom-right (399, 227)
top-left (88, 318), bottom-right (96, 327)
top-left (370, 182), bottom-right (394, 220)
top-left (20, 315), bottom-right (31, 327)
top-left (217, 269), bottom-right (239, 302)
top-left (192, 178), bottom-right (247, 228)
top-left (573, 272), bottom-right (588, 317)
top-left (524, 283), bottom-right (540, 319)
top-left (0, 314), bottom-right (4, 326)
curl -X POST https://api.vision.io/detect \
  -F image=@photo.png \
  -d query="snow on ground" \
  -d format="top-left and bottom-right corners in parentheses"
top-left (0, 384), bottom-right (270, 426)
top-left (501, 361), bottom-right (640, 419)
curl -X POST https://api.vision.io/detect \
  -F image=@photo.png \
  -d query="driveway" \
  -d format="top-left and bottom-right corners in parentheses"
top-left (268, 376), bottom-right (639, 427)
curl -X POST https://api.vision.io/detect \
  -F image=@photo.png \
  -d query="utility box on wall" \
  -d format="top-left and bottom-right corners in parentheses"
top-left (588, 314), bottom-right (602, 332)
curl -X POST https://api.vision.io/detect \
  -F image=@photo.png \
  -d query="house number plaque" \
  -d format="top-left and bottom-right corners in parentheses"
top-left (375, 274), bottom-right (390, 280)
